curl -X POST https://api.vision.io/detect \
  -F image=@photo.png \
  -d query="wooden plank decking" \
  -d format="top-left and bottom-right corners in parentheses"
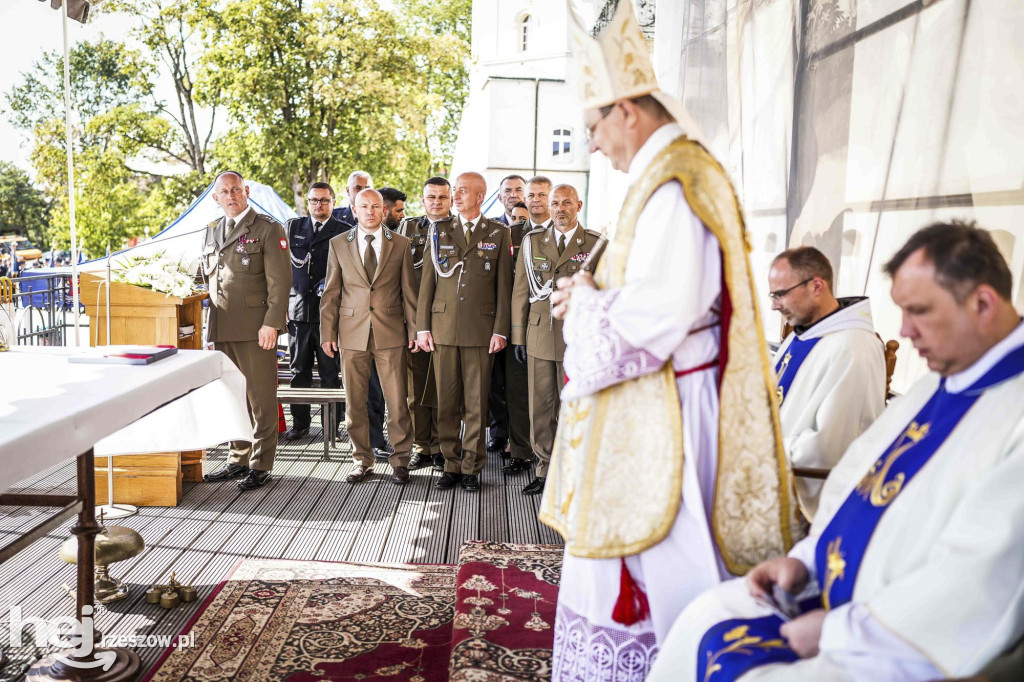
top-left (0, 409), bottom-right (559, 680)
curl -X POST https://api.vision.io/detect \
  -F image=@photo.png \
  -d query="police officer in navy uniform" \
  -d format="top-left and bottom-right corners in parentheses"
top-left (329, 170), bottom-right (391, 458)
top-left (284, 182), bottom-right (346, 439)
top-left (331, 170), bottom-right (372, 227)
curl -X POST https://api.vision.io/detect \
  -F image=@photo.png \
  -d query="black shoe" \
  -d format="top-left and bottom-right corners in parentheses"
top-left (373, 446), bottom-right (394, 460)
top-left (237, 469), bottom-right (272, 491)
top-left (283, 427), bottom-right (309, 440)
top-left (523, 476), bottom-right (546, 495)
top-left (204, 463), bottom-right (249, 481)
top-left (486, 439), bottom-right (508, 453)
top-left (435, 472), bottom-right (461, 489)
top-left (431, 454), bottom-right (445, 471)
top-left (461, 474), bottom-right (480, 492)
top-left (502, 458), bottom-right (531, 475)
top-left (408, 452), bottom-right (432, 470)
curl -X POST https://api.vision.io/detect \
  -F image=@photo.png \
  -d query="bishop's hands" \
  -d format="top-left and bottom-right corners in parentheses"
top-left (550, 271), bottom-right (595, 320)
top-left (747, 557), bottom-right (824, 658)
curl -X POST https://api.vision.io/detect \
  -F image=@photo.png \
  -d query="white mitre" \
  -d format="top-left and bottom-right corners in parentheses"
top-left (569, 0), bottom-right (708, 148)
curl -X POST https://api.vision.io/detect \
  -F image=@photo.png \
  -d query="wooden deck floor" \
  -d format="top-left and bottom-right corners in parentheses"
top-left (0, 411), bottom-right (561, 680)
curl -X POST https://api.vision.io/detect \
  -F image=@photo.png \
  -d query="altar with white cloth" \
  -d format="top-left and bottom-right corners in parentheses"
top-left (0, 346), bottom-right (251, 679)
top-left (0, 347), bottom-right (252, 493)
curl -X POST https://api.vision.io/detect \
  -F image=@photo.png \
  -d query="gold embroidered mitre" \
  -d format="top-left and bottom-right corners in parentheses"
top-left (568, 1), bottom-right (709, 149)
top-left (568, 0), bottom-right (656, 109)
top-left (539, 137), bottom-right (801, 574)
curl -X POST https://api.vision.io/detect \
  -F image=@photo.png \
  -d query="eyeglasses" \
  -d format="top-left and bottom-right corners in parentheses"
top-left (307, 198), bottom-right (333, 205)
top-left (584, 105), bottom-right (615, 144)
top-left (768, 278), bottom-right (814, 301)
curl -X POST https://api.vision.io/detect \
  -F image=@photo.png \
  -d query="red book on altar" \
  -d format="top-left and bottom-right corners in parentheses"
top-left (68, 346), bottom-right (178, 365)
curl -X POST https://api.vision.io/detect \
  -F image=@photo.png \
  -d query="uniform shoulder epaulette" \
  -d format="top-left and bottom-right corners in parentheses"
top-left (256, 213), bottom-right (280, 224)
top-left (584, 227), bottom-right (603, 238)
top-left (525, 225), bottom-right (547, 238)
top-left (433, 216), bottom-right (454, 227)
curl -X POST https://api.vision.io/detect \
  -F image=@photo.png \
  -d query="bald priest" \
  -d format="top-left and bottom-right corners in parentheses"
top-left (647, 221), bottom-right (1024, 682)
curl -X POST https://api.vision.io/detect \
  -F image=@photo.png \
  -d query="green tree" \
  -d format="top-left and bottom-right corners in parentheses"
top-left (195, 0), bottom-right (471, 210)
top-left (0, 161), bottom-right (50, 246)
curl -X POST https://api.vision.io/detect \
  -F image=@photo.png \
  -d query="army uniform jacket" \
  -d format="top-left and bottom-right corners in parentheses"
top-left (330, 205), bottom-right (356, 228)
top-left (202, 210), bottom-right (291, 343)
top-left (320, 226), bottom-right (417, 352)
top-left (286, 215), bottom-right (346, 323)
top-left (509, 220), bottom-right (530, 266)
top-left (417, 215), bottom-right (513, 347)
top-left (396, 215), bottom-right (432, 298)
top-left (511, 224), bottom-right (605, 361)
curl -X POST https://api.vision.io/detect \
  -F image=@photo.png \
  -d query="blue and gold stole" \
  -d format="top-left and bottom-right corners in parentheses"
top-left (773, 336), bottom-right (821, 405)
top-left (698, 341), bottom-right (1024, 681)
top-left (815, 340), bottom-right (1024, 609)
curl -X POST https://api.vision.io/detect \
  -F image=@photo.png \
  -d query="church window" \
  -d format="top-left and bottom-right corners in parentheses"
top-left (552, 128), bottom-right (573, 161)
top-left (518, 14), bottom-right (531, 52)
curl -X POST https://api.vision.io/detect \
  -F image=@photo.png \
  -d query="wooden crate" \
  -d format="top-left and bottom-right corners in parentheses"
top-left (94, 453), bottom-right (183, 507)
top-left (81, 274), bottom-right (210, 504)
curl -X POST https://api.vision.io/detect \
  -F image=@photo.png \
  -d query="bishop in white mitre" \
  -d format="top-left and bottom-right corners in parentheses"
top-left (768, 247), bottom-right (887, 519)
top-left (539, 5), bottom-right (800, 680)
top-left (648, 221), bottom-right (1024, 682)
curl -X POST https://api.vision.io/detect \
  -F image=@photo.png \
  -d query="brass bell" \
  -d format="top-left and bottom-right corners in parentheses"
top-left (145, 587), bottom-right (162, 604)
top-left (59, 522), bottom-right (145, 604)
top-left (159, 590), bottom-right (181, 609)
top-left (180, 586), bottom-right (198, 602)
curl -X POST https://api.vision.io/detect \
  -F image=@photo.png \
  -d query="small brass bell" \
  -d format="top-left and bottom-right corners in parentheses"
top-left (180, 586), bottom-right (198, 602)
top-left (159, 590), bottom-right (181, 609)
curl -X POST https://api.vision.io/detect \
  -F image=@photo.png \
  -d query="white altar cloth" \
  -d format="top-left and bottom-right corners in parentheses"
top-left (0, 347), bottom-right (252, 492)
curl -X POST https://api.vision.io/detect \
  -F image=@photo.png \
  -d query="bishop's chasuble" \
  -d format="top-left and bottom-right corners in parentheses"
top-left (648, 321), bottom-right (1024, 681)
top-left (774, 297), bottom-right (887, 519)
top-left (542, 124), bottom-right (799, 681)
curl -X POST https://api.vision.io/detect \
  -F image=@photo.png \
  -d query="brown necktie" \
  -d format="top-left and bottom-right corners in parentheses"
top-left (557, 233), bottom-right (566, 256)
top-left (464, 220), bottom-right (473, 242)
top-left (363, 234), bottom-right (377, 281)
top-left (221, 218), bottom-right (235, 247)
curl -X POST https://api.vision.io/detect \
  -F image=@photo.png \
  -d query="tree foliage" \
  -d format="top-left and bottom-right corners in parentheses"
top-left (0, 161), bottom-right (50, 246)
top-left (196, 0), bottom-right (470, 208)
top-left (2, 0), bottom-right (472, 254)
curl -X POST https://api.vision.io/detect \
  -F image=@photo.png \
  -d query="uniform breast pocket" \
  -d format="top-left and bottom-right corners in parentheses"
top-left (475, 255), bottom-right (497, 275)
top-left (528, 312), bottom-right (541, 326)
top-left (238, 243), bottom-right (264, 273)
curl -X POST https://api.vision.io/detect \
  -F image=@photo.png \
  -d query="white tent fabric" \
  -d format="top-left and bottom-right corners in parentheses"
top-left (78, 180), bottom-right (298, 273)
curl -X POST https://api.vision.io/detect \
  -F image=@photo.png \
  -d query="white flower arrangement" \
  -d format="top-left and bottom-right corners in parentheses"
top-left (111, 252), bottom-right (200, 299)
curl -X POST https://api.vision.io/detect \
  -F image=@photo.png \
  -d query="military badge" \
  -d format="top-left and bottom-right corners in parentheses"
top-left (480, 243), bottom-right (497, 250)
top-left (572, 252), bottom-right (590, 262)
top-left (279, 238), bottom-right (288, 250)
top-left (241, 256), bottom-right (251, 266)
top-left (484, 261), bottom-right (492, 271)
top-left (236, 244), bottom-right (246, 254)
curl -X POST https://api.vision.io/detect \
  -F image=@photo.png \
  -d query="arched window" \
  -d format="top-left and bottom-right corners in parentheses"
top-left (518, 14), bottom-right (531, 52)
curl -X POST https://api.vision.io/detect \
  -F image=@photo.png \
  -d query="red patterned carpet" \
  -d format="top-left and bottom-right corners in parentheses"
top-left (143, 559), bottom-right (456, 682)
top-left (143, 544), bottom-right (562, 681)
top-left (449, 541), bottom-right (562, 681)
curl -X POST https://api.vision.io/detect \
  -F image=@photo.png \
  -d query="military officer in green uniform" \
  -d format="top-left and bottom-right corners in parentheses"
top-left (511, 184), bottom-right (604, 495)
top-left (399, 176), bottom-right (452, 470)
top-left (416, 172), bottom-right (513, 492)
top-left (201, 170), bottom-right (292, 491)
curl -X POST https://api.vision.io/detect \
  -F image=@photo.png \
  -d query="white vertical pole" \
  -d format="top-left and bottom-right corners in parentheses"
top-left (62, 0), bottom-right (81, 347)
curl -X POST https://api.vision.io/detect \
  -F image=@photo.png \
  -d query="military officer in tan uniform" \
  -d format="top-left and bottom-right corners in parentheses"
top-left (398, 176), bottom-right (452, 470)
top-left (320, 189), bottom-right (418, 485)
top-left (511, 184), bottom-right (604, 495)
top-left (201, 170), bottom-right (291, 491)
top-left (416, 172), bottom-right (513, 492)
